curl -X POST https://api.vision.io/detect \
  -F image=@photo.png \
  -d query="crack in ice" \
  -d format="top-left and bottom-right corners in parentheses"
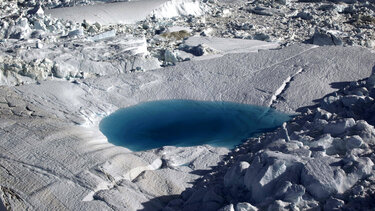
top-left (245, 45), bottom-right (318, 77)
top-left (268, 68), bottom-right (305, 108)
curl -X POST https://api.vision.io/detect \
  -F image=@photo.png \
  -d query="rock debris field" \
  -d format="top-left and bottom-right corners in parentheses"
top-left (0, 0), bottom-right (375, 210)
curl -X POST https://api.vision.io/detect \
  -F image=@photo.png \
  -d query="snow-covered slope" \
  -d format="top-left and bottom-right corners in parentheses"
top-left (46, 0), bottom-right (206, 25)
top-left (150, 0), bottom-right (207, 19)
top-left (46, 0), bottom-right (168, 25)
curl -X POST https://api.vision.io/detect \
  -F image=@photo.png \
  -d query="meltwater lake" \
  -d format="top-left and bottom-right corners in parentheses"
top-left (99, 100), bottom-right (290, 151)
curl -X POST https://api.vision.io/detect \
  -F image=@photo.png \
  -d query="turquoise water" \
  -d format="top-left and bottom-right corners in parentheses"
top-left (99, 100), bottom-right (290, 151)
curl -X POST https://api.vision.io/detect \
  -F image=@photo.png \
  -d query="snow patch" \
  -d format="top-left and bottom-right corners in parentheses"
top-left (151, 0), bottom-right (207, 19)
top-left (47, 0), bottom-right (206, 25)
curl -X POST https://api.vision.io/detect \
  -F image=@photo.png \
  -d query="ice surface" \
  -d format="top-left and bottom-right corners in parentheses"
top-left (99, 100), bottom-right (290, 151)
top-left (46, 0), bottom-right (205, 25)
top-left (183, 37), bottom-right (279, 59)
top-left (87, 29), bottom-right (116, 41)
top-left (1, 0), bottom-right (375, 209)
top-left (1, 44), bottom-right (374, 210)
top-left (46, 0), bottom-right (167, 25)
top-left (150, 0), bottom-right (207, 19)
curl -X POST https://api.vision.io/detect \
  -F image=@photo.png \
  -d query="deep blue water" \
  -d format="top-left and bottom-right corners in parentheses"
top-left (99, 100), bottom-right (290, 151)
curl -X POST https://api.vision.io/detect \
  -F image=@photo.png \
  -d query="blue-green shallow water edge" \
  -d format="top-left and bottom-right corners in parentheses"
top-left (99, 100), bottom-right (291, 151)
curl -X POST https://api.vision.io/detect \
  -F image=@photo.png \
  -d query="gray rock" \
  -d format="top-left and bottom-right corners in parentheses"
top-left (312, 30), bottom-right (343, 46)
top-left (251, 7), bottom-right (274, 16)
top-left (296, 11), bottom-right (313, 20)
top-left (253, 33), bottom-right (270, 41)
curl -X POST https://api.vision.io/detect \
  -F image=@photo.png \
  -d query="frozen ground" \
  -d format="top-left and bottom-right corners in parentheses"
top-left (1, 0), bottom-right (375, 210)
